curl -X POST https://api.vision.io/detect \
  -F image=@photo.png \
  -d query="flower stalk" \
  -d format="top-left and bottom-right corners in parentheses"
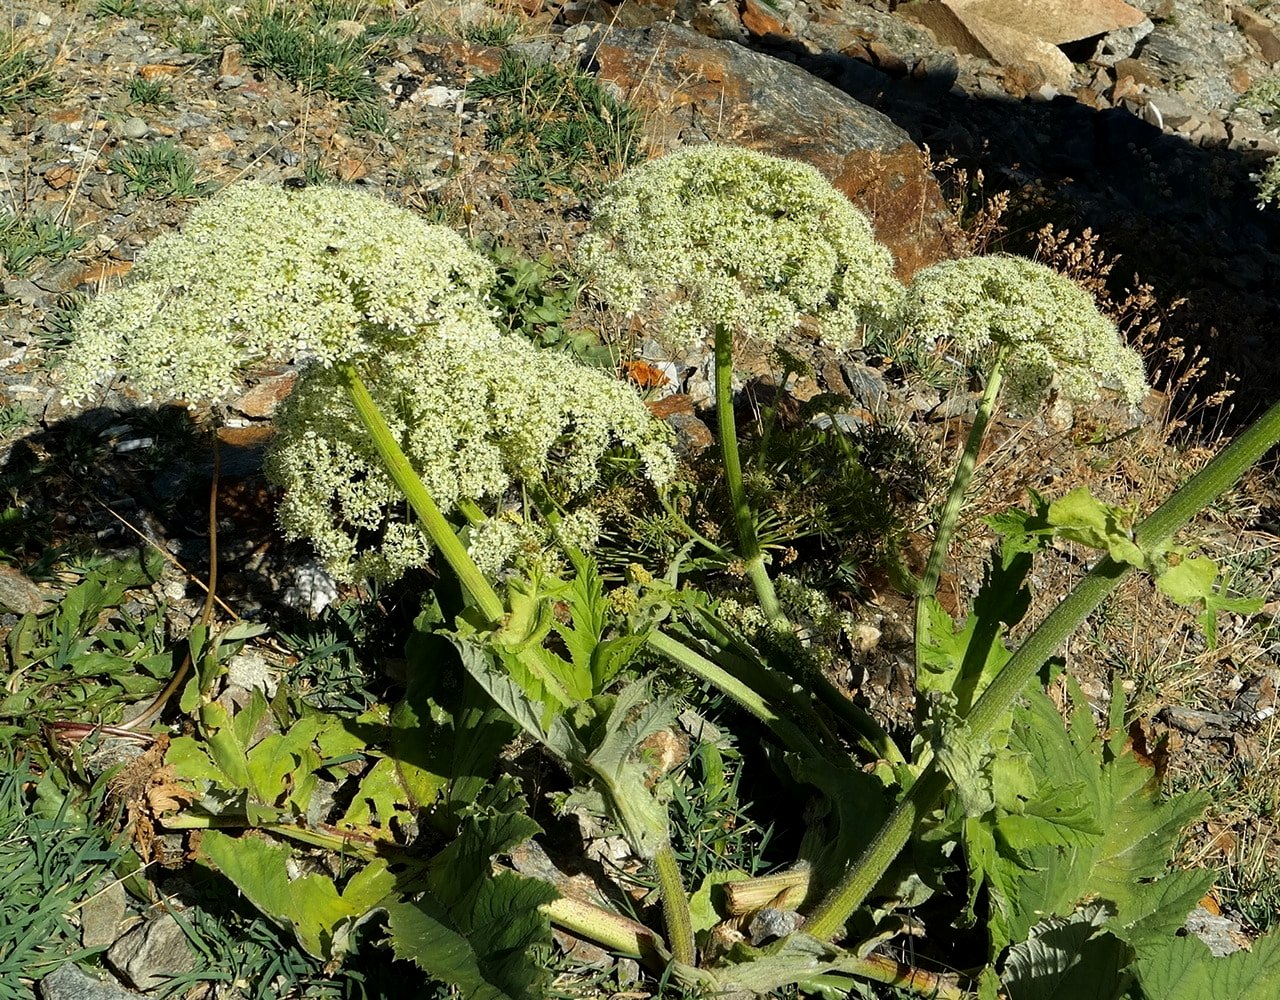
top-left (337, 362), bottom-right (504, 624)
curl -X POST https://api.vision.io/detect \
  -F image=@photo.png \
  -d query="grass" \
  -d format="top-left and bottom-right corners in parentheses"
top-left (0, 212), bottom-right (85, 277)
top-left (126, 76), bottom-right (175, 107)
top-left (219, 0), bottom-right (383, 103)
top-left (467, 53), bottom-right (643, 200)
top-left (108, 141), bottom-right (208, 199)
top-left (0, 30), bottom-right (61, 111)
top-left (0, 752), bottom-right (124, 1000)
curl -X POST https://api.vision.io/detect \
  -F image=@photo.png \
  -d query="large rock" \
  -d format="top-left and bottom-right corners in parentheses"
top-left (580, 23), bottom-right (962, 280)
top-left (901, 0), bottom-right (1148, 88)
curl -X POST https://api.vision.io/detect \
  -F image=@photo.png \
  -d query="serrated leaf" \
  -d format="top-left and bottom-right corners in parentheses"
top-left (968, 685), bottom-right (1207, 952)
top-left (1003, 905), bottom-right (1131, 1000)
top-left (384, 781), bottom-right (556, 1000)
top-left (198, 830), bottom-right (393, 960)
top-left (1136, 925), bottom-right (1280, 999)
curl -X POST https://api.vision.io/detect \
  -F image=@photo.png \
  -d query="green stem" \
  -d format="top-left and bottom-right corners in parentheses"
top-left (654, 843), bottom-right (695, 966)
top-left (645, 630), bottom-right (826, 761)
top-left (714, 323), bottom-right (785, 624)
top-left (806, 396), bottom-right (1280, 942)
top-left (914, 358), bottom-right (1005, 671)
top-left (542, 895), bottom-right (667, 967)
top-left (338, 362), bottom-right (503, 624)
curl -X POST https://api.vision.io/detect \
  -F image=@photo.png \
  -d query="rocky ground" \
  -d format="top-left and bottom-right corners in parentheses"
top-left (5, 0), bottom-right (1280, 995)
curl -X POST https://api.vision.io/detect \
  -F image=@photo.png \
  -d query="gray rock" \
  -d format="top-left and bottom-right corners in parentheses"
top-left (0, 564), bottom-right (45, 614)
top-left (1092, 17), bottom-right (1153, 65)
top-left (39, 963), bottom-right (144, 1000)
top-left (840, 362), bottom-right (889, 412)
top-left (2, 278), bottom-right (50, 306)
top-left (120, 117), bottom-right (148, 140)
top-left (105, 913), bottom-right (197, 991)
top-left (80, 880), bottom-right (128, 949)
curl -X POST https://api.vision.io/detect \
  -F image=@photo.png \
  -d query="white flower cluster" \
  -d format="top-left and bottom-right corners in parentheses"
top-left (578, 145), bottom-right (902, 349)
top-left (61, 181), bottom-right (498, 403)
top-left (1256, 154), bottom-right (1280, 209)
top-left (898, 255), bottom-right (1148, 411)
top-left (266, 336), bottom-right (676, 583)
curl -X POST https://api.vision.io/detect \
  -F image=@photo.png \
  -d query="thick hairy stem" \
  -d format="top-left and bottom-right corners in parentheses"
top-left (914, 358), bottom-right (1005, 674)
top-left (806, 396), bottom-right (1280, 942)
top-left (714, 323), bottom-right (785, 624)
top-left (654, 843), bottom-right (696, 966)
top-left (338, 362), bottom-right (504, 624)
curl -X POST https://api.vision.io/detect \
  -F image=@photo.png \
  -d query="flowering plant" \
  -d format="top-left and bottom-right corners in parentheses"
top-left (581, 145), bottom-right (902, 622)
top-left (62, 181), bottom-right (497, 404)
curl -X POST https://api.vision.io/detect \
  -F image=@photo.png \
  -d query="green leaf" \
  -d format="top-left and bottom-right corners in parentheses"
top-left (385, 781), bottom-right (556, 1000)
top-left (1136, 926), bottom-right (1280, 999)
top-left (1002, 905), bottom-right (1131, 1000)
top-left (965, 684), bottom-right (1207, 953)
top-left (198, 830), bottom-right (393, 960)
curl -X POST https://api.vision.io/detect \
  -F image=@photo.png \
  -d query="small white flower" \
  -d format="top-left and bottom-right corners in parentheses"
top-left (61, 181), bottom-right (498, 403)
top-left (898, 255), bottom-right (1148, 411)
top-left (578, 145), bottom-right (903, 350)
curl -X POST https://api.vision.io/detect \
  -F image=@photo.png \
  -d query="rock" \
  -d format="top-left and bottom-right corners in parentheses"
top-left (106, 913), bottom-right (198, 991)
top-left (228, 369), bottom-right (296, 419)
top-left (1232, 5), bottom-right (1280, 65)
top-left (120, 117), bottom-right (148, 139)
top-left (39, 963), bottom-right (145, 1000)
top-left (902, 0), bottom-right (1146, 88)
top-left (1090, 16), bottom-right (1153, 65)
top-left (583, 23), bottom-right (961, 280)
top-left (0, 563), bottom-right (45, 614)
top-left (1144, 89), bottom-right (1199, 129)
top-left (80, 879), bottom-right (128, 949)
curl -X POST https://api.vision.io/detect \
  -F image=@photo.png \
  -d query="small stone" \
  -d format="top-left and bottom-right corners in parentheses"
top-left (216, 75), bottom-right (244, 90)
top-left (137, 64), bottom-right (180, 81)
top-left (106, 913), bottom-right (198, 991)
top-left (219, 44), bottom-right (244, 77)
top-left (120, 117), bottom-right (148, 140)
top-left (40, 963), bottom-right (145, 1000)
top-left (1233, 5), bottom-right (1280, 64)
top-left (0, 563), bottom-right (45, 614)
top-left (80, 879), bottom-right (128, 949)
top-left (44, 163), bottom-right (76, 189)
top-left (228, 370), bottom-right (297, 419)
top-left (226, 650), bottom-right (277, 695)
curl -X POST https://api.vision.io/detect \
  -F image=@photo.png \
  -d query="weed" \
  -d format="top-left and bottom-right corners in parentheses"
top-left (0, 550), bottom-right (170, 738)
top-left (0, 403), bottom-right (33, 439)
top-left (276, 596), bottom-right (388, 711)
top-left (487, 246), bottom-right (614, 364)
top-left (1239, 74), bottom-right (1280, 117)
top-left (347, 95), bottom-right (391, 136)
top-left (462, 13), bottom-right (520, 46)
top-left (468, 54), bottom-right (642, 200)
top-left (221, 0), bottom-right (382, 103)
top-left (108, 141), bottom-right (208, 199)
top-left (94, 0), bottom-right (142, 16)
top-left (126, 75), bottom-right (175, 107)
top-left (0, 212), bottom-right (85, 277)
top-left (0, 30), bottom-right (60, 111)
top-left (0, 753), bottom-right (124, 1000)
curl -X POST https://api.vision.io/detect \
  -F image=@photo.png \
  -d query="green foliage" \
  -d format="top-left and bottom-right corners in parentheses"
top-left (461, 13), bottom-right (520, 46)
top-left (221, 0), bottom-right (383, 102)
top-left (0, 550), bottom-right (168, 737)
top-left (0, 402), bottom-right (33, 438)
top-left (384, 781), bottom-right (557, 1000)
top-left (488, 246), bottom-right (612, 364)
top-left (126, 75), bottom-right (174, 106)
top-left (1136, 924), bottom-right (1280, 999)
top-left (467, 54), bottom-right (642, 200)
top-left (199, 830), bottom-right (395, 960)
top-left (108, 140), bottom-right (208, 199)
top-left (0, 754), bottom-right (123, 1000)
top-left (0, 212), bottom-right (85, 277)
top-left (0, 30), bottom-right (60, 111)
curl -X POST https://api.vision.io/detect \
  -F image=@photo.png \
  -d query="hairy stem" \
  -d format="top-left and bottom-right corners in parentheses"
top-left (714, 323), bottom-right (785, 624)
top-left (654, 843), bottom-right (695, 966)
top-left (338, 362), bottom-right (504, 624)
top-left (806, 396), bottom-right (1280, 942)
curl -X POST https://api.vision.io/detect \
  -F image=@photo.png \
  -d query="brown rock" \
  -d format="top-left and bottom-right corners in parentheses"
top-left (868, 40), bottom-right (910, 76)
top-left (336, 155), bottom-right (368, 181)
top-left (43, 164), bottom-right (76, 190)
top-left (138, 64), bottom-right (181, 81)
top-left (740, 0), bottom-right (792, 40)
top-left (585, 23), bottom-right (960, 281)
top-left (216, 424), bottom-right (276, 448)
top-left (219, 44), bottom-right (244, 78)
top-left (957, 0), bottom-right (1147, 44)
top-left (1230, 64), bottom-right (1253, 94)
top-left (1001, 60), bottom-right (1049, 98)
top-left (73, 259), bottom-right (133, 287)
top-left (1233, 5), bottom-right (1280, 64)
top-left (1112, 56), bottom-right (1159, 87)
top-left (228, 370), bottom-right (297, 419)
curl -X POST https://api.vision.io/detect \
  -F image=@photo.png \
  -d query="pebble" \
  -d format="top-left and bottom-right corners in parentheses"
top-left (120, 117), bottom-right (149, 139)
